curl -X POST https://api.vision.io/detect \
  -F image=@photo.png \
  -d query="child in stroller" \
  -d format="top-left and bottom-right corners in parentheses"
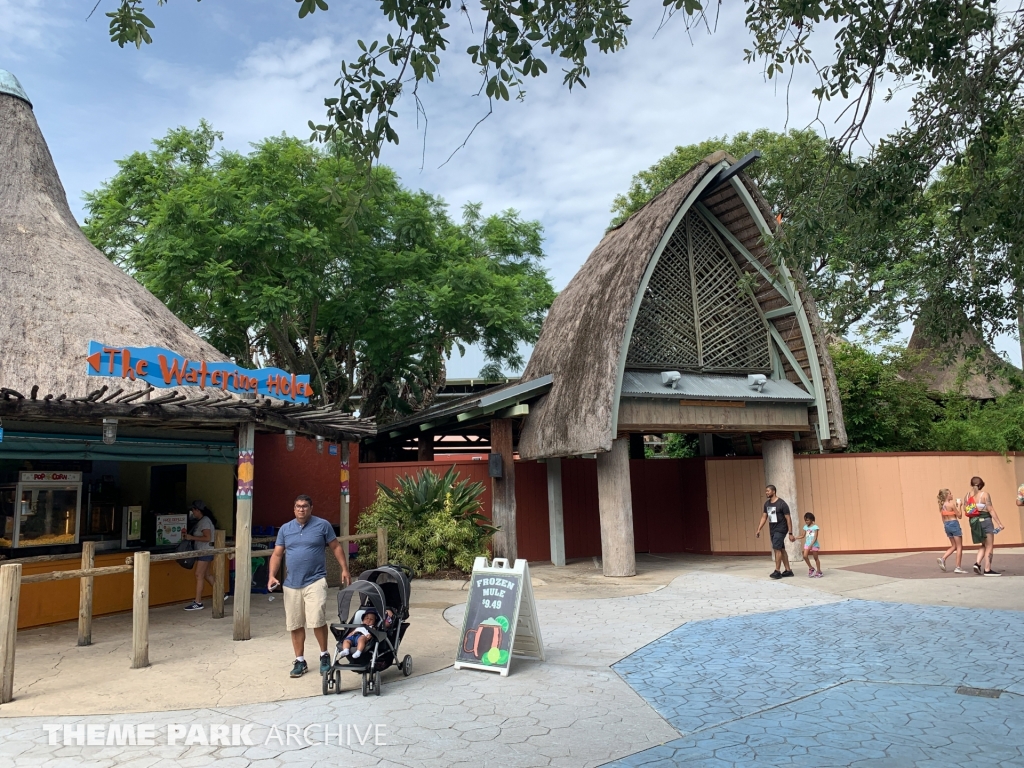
top-left (322, 565), bottom-right (413, 697)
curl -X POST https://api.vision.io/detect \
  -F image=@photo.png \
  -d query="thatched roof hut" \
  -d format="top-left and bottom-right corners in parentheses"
top-left (517, 151), bottom-right (847, 459)
top-left (906, 323), bottom-right (1015, 399)
top-left (0, 70), bottom-right (226, 399)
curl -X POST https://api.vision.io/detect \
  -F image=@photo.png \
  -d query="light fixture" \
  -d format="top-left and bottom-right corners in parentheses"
top-left (316, 435), bottom-right (325, 454)
top-left (102, 418), bottom-right (118, 445)
top-left (660, 371), bottom-right (682, 389)
top-left (284, 429), bottom-right (296, 452)
top-left (747, 374), bottom-right (767, 393)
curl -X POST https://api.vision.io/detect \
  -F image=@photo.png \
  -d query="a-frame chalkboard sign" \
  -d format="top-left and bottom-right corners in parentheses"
top-left (453, 558), bottom-right (544, 676)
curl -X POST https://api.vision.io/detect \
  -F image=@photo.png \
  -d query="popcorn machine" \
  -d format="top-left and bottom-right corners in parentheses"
top-left (1, 471), bottom-right (82, 549)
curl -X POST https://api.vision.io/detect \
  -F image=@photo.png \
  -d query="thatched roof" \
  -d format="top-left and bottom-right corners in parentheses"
top-left (0, 71), bottom-right (227, 399)
top-left (517, 151), bottom-right (846, 459)
top-left (906, 323), bottom-right (1015, 399)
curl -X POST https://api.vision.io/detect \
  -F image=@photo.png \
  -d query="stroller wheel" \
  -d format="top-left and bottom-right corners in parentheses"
top-left (373, 670), bottom-right (382, 696)
top-left (322, 670), bottom-right (333, 696)
top-left (333, 669), bottom-right (343, 694)
top-left (401, 655), bottom-right (413, 677)
top-left (361, 674), bottom-right (369, 697)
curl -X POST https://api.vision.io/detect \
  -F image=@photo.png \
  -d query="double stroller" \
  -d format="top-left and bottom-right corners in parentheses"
top-left (323, 565), bottom-right (413, 696)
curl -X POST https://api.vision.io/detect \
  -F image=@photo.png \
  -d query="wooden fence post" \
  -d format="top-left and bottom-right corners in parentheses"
top-left (212, 530), bottom-right (226, 619)
top-left (377, 527), bottom-right (388, 567)
top-left (131, 551), bottom-right (150, 669)
top-left (0, 563), bottom-right (22, 704)
top-left (77, 541), bottom-right (95, 646)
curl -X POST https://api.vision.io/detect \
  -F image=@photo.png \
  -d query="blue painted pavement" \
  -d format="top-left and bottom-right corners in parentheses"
top-left (608, 600), bottom-right (1024, 767)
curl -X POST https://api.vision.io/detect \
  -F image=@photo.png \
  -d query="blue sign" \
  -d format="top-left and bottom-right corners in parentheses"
top-left (86, 341), bottom-right (312, 403)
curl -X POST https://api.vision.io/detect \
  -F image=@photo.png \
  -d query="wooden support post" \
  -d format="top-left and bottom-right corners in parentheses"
top-left (490, 418), bottom-right (518, 561)
top-left (131, 551), bottom-right (150, 669)
top-left (762, 438), bottom-right (800, 564)
top-left (77, 541), bottom-right (95, 646)
top-left (377, 527), bottom-right (388, 567)
top-left (546, 458), bottom-right (566, 566)
top-left (596, 437), bottom-right (636, 577)
top-left (233, 421), bottom-right (255, 641)
top-left (340, 442), bottom-right (351, 541)
top-left (0, 563), bottom-right (22, 704)
top-left (212, 530), bottom-right (226, 619)
top-left (417, 435), bottom-right (434, 461)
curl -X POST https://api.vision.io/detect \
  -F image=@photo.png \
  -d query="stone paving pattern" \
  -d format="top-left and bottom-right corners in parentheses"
top-left (609, 600), bottom-right (1024, 767)
top-left (0, 573), bottom-right (837, 768)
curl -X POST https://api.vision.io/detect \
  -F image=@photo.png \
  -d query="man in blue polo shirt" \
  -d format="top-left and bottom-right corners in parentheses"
top-left (268, 495), bottom-right (351, 678)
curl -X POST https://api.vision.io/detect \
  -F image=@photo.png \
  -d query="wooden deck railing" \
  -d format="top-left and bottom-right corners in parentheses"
top-left (0, 527), bottom-right (388, 705)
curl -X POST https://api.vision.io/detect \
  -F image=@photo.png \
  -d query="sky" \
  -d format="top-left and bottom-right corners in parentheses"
top-left (3, 0), bottom-right (1020, 374)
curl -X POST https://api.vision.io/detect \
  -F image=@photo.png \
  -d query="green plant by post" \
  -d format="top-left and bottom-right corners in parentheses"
top-left (356, 466), bottom-right (497, 576)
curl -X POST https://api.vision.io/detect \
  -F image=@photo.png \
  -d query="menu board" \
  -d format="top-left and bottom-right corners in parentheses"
top-left (454, 558), bottom-right (545, 677)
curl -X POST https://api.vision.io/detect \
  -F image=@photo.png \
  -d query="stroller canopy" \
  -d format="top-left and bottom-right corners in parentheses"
top-left (336, 581), bottom-right (388, 625)
top-left (357, 566), bottom-right (412, 619)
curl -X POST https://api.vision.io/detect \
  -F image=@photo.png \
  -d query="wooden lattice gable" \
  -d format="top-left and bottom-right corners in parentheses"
top-left (625, 209), bottom-right (770, 373)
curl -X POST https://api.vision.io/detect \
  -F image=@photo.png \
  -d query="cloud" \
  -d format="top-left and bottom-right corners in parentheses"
top-left (0, 0), bottom-right (53, 58)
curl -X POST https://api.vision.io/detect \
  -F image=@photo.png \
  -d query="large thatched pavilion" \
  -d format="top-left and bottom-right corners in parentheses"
top-left (378, 151), bottom-right (846, 576)
top-left (0, 71), bottom-right (373, 632)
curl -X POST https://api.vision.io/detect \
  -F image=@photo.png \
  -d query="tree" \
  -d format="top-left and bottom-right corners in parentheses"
top-left (82, 123), bottom-right (555, 420)
top-left (101, 1), bottom-right (1022, 174)
top-left (829, 341), bottom-right (939, 452)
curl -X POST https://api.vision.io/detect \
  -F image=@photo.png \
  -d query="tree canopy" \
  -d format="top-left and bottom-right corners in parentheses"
top-left (82, 123), bottom-right (555, 420)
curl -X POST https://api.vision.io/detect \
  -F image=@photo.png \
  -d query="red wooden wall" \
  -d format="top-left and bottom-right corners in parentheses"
top-left (252, 432), bottom-right (342, 529)
top-left (352, 457), bottom-right (712, 563)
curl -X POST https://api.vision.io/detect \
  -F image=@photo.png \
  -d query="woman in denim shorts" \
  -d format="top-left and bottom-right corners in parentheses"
top-left (936, 489), bottom-right (965, 573)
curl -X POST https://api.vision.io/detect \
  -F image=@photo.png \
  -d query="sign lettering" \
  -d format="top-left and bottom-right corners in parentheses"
top-left (86, 342), bottom-right (312, 403)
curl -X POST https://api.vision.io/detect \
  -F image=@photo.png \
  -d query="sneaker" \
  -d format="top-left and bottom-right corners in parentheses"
top-left (953, 567), bottom-right (967, 574)
top-left (184, 602), bottom-right (204, 611)
top-left (973, 563), bottom-right (982, 575)
top-left (983, 570), bottom-right (1001, 577)
top-left (808, 568), bottom-right (815, 577)
top-left (813, 570), bottom-right (823, 578)
top-left (769, 571), bottom-right (782, 580)
top-left (320, 654), bottom-right (331, 675)
top-left (781, 570), bottom-right (794, 578)
top-left (290, 659), bottom-right (308, 678)
top-left (937, 557), bottom-right (946, 572)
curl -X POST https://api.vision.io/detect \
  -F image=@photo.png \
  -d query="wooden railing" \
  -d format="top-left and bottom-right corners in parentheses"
top-left (0, 527), bottom-right (388, 705)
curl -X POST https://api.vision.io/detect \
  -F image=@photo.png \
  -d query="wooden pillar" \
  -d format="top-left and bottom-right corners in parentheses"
top-left (490, 419), bottom-right (518, 562)
top-left (0, 563), bottom-right (22, 704)
top-left (417, 435), bottom-right (434, 461)
top-left (377, 527), bottom-right (388, 567)
top-left (212, 530), bottom-right (226, 619)
top-left (233, 421), bottom-right (255, 641)
top-left (596, 438), bottom-right (636, 577)
top-left (762, 438), bottom-right (801, 563)
top-left (131, 551), bottom-right (150, 669)
top-left (340, 442), bottom-right (351, 540)
top-left (77, 541), bottom-right (95, 646)
top-left (546, 458), bottom-right (565, 566)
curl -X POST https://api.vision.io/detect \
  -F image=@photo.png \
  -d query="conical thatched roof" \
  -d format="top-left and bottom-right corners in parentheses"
top-left (905, 323), bottom-right (1015, 399)
top-left (517, 151), bottom-right (846, 459)
top-left (0, 71), bottom-right (227, 398)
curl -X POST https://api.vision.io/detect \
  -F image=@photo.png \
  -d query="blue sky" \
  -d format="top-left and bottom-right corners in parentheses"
top-left (3, 0), bottom-right (1019, 374)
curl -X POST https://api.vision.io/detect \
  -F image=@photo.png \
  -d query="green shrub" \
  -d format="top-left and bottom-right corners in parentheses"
top-left (355, 465), bottom-right (496, 575)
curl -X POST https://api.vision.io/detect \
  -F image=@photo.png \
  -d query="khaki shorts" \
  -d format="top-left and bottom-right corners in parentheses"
top-left (283, 577), bottom-right (328, 631)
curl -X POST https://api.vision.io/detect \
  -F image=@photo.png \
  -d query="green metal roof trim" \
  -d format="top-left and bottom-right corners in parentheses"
top-left (621, 371), bottom-right (814, 402)
top-left (0, 70), bottom-right (31, 106)
top-left (374, 374), bottom-right (554, 441)
top-left (0, 431), bottom-right (236, 463)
